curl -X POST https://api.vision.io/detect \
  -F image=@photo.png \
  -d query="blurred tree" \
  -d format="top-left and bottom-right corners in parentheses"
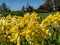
top-left (21, 2), bottom-right (34, 12)
top-left (55, 0), bottom-right (60, 11)
top-left (0, 2), bottom-right (11, 12)
top-left (37, 0), bottom-right (57, 12)
top-left (51, 0), bottom-right (56, 11)
top-left (43, 0), bottom-right (60, 11)
top-left (37, 0), bottom-right (53, 12)
top-left (21, 6), bottom-right (26, 12)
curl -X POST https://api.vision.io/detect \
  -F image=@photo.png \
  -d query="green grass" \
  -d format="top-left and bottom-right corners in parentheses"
top-left (0, 11), bottom-right (25, 17)
top-left (38, 11), bottom-right (58, 19)
top-left (0, 11), bottom-right (60, 18)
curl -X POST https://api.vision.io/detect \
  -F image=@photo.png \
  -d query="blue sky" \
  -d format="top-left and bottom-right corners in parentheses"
top-left (0, 0), bottom-right (45, 11)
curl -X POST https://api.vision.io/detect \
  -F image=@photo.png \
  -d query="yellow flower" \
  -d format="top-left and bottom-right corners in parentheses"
top-left (53, 21), bottom-right (58, 25)
top-left (35, 43), bottom-right (39, 45)
top-left (9, 37), bottom-right (16, 43)
top-left (18, 16), bottom-right (23, 21)
top-left (49, 33), bottom-right (51, 36)
top-left (26, 30), bottom-right (31, 35)
top-left (6, 14), bottom-right (12, 19)
top-left (36, 23), bottom-right (40, 28)
top-left (21, 31), bottom-right (26, 36)
top-left (46, 29), bottom-right (49, 35)
top-left (6, 30), bottom-right (9, 35)
top-left (32, 32), bottom-right (35, 36)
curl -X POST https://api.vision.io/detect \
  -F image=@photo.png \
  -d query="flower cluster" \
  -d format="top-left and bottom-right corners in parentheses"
top-left (0, 14), bottom-right (20, 45)
top-left (41, 12), bottom-right (60, 25)
top-left (21, 12), bottom-right (51, 45)
top-left (0, 12), bottom-right (53, 45)
top-left (41, 12), bottom-right (60, 33)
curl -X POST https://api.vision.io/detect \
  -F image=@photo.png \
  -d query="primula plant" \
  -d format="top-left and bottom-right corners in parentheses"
top-left (0, 12), bottom-right (60, 45)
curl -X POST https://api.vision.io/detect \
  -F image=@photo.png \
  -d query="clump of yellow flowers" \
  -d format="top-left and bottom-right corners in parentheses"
top-left (41, 12), bottom-right (60, 25)
top-left (0, 15), bottom-right (20, 44)
top-left (1, 12), bottom-right (60, 45)
top-left (21, 12), bottom-right (52, 45)
top-left (41, 12), bottom-right (60, 34)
